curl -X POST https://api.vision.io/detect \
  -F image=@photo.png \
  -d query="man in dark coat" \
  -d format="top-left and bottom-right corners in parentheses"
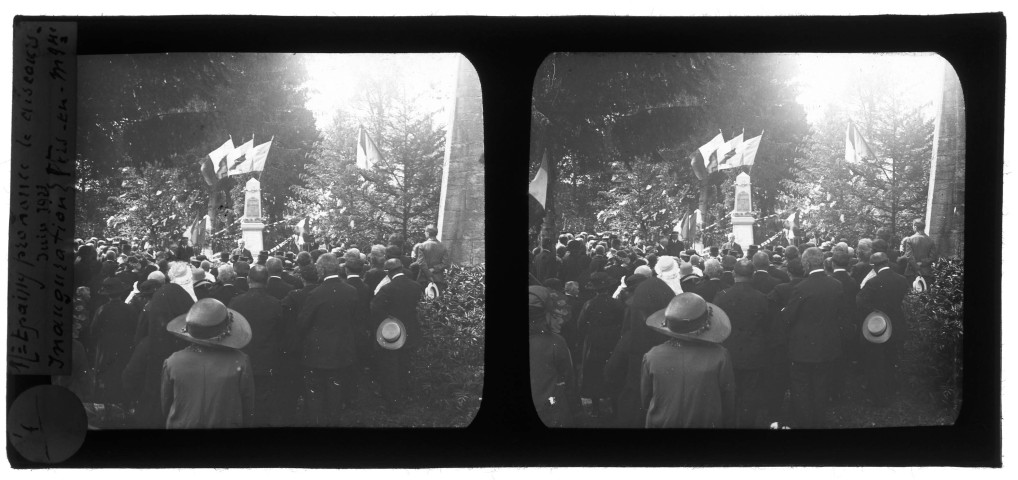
top-left (229, 264), bottom-right (285, 426)
top-left (751, 252), bottom-right (782, 295)
top-left (234, 261), bottom-right (251, 292)
top-left (294, 254), bottom-right (360, 425)
top-left (88, 278), bottom-right (137, 410)
top-left (575, 273), bottom-right (625, 421)
top-left (560, 239), bottom-right (591, 284)
top-left (783, 247), bottom-right (845, 428)
top-left (830, 250), bottom-right (861, 401)
top-left (532, 236), bottom-right (561, 285)
top-left (693, 259), bottom-right (727, 303)
top-left (899, 218), bottom-right (938, 283)
top-left (231, 239), bottom-right (253, 263)
top-left (720, 255), bottom-right (737, 287)
top-left (851, 239), bottom-right (874, 286)
top-left (121, 261), bottom-right (193, 428)
top-left (855, 252), bottom-right (910, 405)
top-left (762, 258), bottom-right (805, 423)
top-left (602, 277), bottom-right (674, 427)
top-left (210, 264), bottom-right (241, 307)
top-left (343, 258), bottom-right (374, 379)
top-left (174, 237), bottom-right (195, 263)
top-left (767, 253), bottom-right (791, 284)
top-left (370, 258), bottom-right (424, 409)
top-left (265, 257), bottom-right (296, 301)
top-left (713, 258), bottom-right (771, 427)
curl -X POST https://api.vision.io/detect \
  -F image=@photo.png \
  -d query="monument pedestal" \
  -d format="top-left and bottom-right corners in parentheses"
top-left (731, 172), bottom-right (755, 248)
top-left (241, 221), bottom-right (265, 254)
top-left (731, 214), bottom-right (755, 249)
top-left (241, 178), bottom-right (265, 254)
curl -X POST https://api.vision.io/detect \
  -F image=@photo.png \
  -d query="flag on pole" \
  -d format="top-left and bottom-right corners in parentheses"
top-left (357, 127), bottom-right (385, 169)
top-left (294, 217), bottom-right (307, 247)
top-left (208, 138), bottom-right (234, 163)
top-left (528, 151), bottom-right (550, 209)
top-left (845, 121), bottom-right (874, 164)
top-left (227, 139), bottom-right (254, 175)
top-left (247, 137), bottom-right (273, 173)
top-left (784, 209), bottom-right (799, 242)
top-left (716, 132), bottom-right (744, 170)
top-left (200, 157), bottom-right (219, 186)
top-left (675, 215), bottom-right (687, 241)
top-left (205, 137), bottom-right (234, 184)
top-left (692, 131), bottom-right (724, 180)
top-left (737, 132), bottom-right (763, 167)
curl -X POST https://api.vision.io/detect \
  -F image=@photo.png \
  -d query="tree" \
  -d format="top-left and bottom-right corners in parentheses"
top-left (289, 67), bottom-right (446, 249)
top-left (781, 64), bottom-right (935, 246)
top-left (76, 53), bottom-right (319, 251)
top-left (530, 53), bottom-right (809, 243)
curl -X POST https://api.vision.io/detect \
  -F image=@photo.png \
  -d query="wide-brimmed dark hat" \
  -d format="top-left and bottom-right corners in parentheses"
top-left (586, 272), bottom-right (617, 292)
top-left (137, 279), bottom-right (163, 294)
top-left (167, 298), bottom-right (251, 349)
top-left (646, 292), bottom-right (731, 344)
top-left (862, 310), bottom-right (892, 344)
top-left (376, 316), bottom-right (407, 350)
top-left (98, 277), bottom-right (130, 296)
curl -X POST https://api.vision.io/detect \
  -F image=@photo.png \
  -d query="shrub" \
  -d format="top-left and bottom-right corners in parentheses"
top-left (412, 263), bottom-right (485, 426)
top-left (902, 258), bottom-right (963, 411)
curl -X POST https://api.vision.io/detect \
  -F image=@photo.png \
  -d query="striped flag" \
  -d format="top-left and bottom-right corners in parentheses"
top-left (208, 138), bottom-right (234, 163)
top-left (528, 151), bottom-right (550, 209)
top-left (356, 127), bottom-right (385, 169)
top-left (845, 121), bottom-right (874, 163)
top-left (716, 132), bottom-right (744, 170)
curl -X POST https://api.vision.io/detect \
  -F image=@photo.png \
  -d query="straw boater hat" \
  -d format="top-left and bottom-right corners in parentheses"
top-left (167, 298), bottom-right (251, 349)
top-left (646, 292), bottom-right (731, 344)
top-left (862, 310), bottom-right (892, 344)
top-left (376, 316), bottom-right (407, 350)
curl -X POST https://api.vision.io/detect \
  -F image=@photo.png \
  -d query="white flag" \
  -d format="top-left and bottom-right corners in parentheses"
top-left (227, 139), bottom-right (254, 175)
top-left (698, 131), bottom-right (725, 170)
top-left (716, 133), bottom-right (744, 170)
top-left (357, 127), bottom-right (385, 169)
top-left (208, 138), bottom-right (234, 163)
top-left (736, 133), bottom-right (763, 167)
top-left (528, 151), bottom-right (550, 209)
top-left (247, 138), bottom-right (273, 173)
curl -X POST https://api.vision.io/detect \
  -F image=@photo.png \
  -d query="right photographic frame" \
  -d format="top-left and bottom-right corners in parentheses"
top-left (528, 52), bottom-right (964, 430)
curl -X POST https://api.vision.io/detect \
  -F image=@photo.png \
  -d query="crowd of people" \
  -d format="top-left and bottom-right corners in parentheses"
top-left (529, 218), bottom-right (939, 428)
top-left (61, 224), bottom-right (448, 428)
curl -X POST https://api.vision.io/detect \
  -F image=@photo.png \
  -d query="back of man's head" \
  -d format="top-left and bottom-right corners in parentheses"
top-left (248, 264), bottom-right (269, 285)
top-left (721, 255), bottom-right (737, 271)
top-left (345, 258), bottom-right (364, 275)
top-left (752, 251), bottom-right (771, 270)
top-left (734, 258), bottom-right (754, 279)
top-left (703, 259), bottom-right (723, 279)
top-left (801, 247), bottom-right (825, 272)
top-left (383, 258), bottom-right (403, 276)
top-left (787, 258), bottom-right (805, 278)
top-left (832, 251), bottom-right (852, 268)
top-left (265, 256), bottom-right (284, 276)
top-left (385, 245), bottom-right (402, 259)
top-left (870, 252), bottom-right (890, 268)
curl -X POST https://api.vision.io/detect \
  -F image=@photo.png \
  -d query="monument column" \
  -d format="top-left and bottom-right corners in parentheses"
top-left (437, 55), bottom-right (485, 265)
top-left (731, 172), bottom-right (755, 248)
top-left (925, 59), bottom-right (965, 259)
top-left (241, 178), bottom-right (265, 254)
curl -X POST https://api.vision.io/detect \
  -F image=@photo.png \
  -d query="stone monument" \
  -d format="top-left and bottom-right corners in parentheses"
top-left (925, 59), bottom-right (964, 259)
top-left (731, 172), bottom-right (755, 248)
top-left (437, 55), bottom-right (485, 265)
top-left (241, 177), bottom-right (265, 254)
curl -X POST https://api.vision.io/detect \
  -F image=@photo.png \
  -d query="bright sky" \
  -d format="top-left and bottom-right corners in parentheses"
top-left (792, 52), bottom-right (946, 125)
top-left (301, 53), bottom-right (462, 131)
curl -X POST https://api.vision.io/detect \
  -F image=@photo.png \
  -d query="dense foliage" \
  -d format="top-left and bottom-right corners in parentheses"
top-left (413, 264), bottom-right (485, 426)
top-left (289, 63), bottom-right (446, 249)
top-left (75, 53), bottom-right (319, 250)
top-left (531, 53), bottom-right (809, 240)
top-left (902, 259), bottom-right (964, 411)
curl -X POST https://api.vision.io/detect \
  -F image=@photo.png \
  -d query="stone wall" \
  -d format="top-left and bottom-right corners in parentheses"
top-left (437, 56), bottom-right (485, 265)
top-left (925, 59), bottom-right (965, 259)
